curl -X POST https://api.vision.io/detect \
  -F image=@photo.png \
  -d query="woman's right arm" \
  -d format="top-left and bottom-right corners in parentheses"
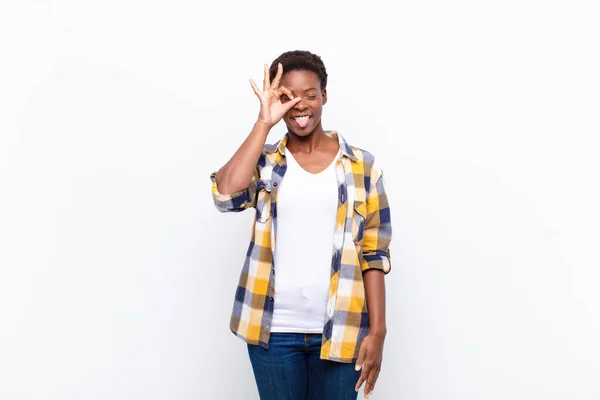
top-left (211, 63), bottom-right (300, 210)
top-left (212, 120), bottom-right (272, 196)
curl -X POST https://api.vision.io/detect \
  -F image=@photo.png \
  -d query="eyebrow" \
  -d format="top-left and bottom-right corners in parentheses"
top-left (288, 87), bottom-right (318, 93)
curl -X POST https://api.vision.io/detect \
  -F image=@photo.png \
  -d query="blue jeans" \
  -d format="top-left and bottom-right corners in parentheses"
top-left (247, 332), bottom-right (361, 400)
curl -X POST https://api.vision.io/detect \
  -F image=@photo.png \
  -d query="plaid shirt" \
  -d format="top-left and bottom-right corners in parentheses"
top-left (210, 131), bottom-right (392, 363)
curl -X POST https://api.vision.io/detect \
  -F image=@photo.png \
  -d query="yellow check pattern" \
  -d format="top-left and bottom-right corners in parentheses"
top-left (210, 131), bottom-right (391, 363)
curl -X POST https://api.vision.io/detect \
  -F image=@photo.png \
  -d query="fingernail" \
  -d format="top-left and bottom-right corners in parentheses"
top-left (355, 364), bottom-right (361, 371)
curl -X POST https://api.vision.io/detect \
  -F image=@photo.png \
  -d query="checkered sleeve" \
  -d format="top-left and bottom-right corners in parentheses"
top-left (361, 166), bottom-right (392, 274)
top-left (210, 168), bottom-right (259, 212)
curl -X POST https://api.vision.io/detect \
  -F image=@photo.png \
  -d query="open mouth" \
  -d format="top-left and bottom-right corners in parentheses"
top-left (291, 115), bottom-right (312, 128)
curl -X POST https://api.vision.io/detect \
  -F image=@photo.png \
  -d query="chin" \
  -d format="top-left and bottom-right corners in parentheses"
top-left (293, 129), bottom-right (313, 137)
top-left (287, 129), bottom-right (313, 138)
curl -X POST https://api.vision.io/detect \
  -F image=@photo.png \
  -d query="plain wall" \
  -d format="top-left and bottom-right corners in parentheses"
top-left (1, 0), bottom-right (599, 399)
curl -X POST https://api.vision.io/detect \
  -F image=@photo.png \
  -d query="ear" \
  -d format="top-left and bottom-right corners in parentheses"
top-left (322, 89), bottom-right (327, 105)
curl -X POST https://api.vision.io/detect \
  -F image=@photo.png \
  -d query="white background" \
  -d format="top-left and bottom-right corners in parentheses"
top-left (1, 0), bottom-right (599, 399)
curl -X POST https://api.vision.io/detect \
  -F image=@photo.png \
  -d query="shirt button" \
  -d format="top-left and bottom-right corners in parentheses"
top-left (282, 164), bottom-right (286, 169)
top-left (273, 182), bottom-right (278, 187)
top-left (269, 297), bottom-right (274, 302)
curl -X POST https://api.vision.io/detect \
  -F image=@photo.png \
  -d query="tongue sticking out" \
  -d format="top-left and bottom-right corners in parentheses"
top-left (294, 116), bottom-right (310, 128)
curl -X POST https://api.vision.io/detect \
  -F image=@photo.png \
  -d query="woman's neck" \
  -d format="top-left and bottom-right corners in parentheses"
top-left (287, 126), bottom-right (328, 154)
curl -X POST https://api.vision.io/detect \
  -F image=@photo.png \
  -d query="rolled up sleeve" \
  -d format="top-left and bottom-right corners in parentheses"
top-left (210, 169), bottom-right (258, 213)
top-left (361, 169), bottom-right (392, 274)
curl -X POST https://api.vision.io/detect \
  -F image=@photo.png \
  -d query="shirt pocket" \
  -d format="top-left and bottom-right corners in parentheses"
top-left (352, 200), bottom-right (367, 244)
top-left (255, 179), bottom-right (272, 223)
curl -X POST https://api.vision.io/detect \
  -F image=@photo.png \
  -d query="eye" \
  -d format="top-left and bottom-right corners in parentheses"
top-left (307, 95), bottom-right (317, 100)
top-left (281, 95), bottom-right (290, 102)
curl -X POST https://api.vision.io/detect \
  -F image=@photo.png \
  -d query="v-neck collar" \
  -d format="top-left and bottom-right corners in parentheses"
top-left (285, 146), bottom-right (341, 176)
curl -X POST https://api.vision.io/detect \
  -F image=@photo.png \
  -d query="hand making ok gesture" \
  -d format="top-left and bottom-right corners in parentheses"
top-left (250, 63), bottom-right (301, 128)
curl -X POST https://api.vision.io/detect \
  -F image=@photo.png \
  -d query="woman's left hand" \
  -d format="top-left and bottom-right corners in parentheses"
top-left (354, 333), bottom-right (385, 398)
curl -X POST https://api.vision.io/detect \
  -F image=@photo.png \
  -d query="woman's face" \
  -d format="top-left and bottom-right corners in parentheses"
top-left (279, 70), bottom-right (327, 137)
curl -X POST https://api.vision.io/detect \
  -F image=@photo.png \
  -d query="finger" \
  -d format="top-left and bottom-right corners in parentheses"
top-left (263, 64), bottom-right (270, 92)
top-left (355, 343), bottom-right (367, 372)
top-left (249, 79), bottom-right (262, 97)
top-left (364, 365), bottom-right (380, 397)
top-left (355, 365), bottom-right (370, 392)
top-left (271, 63), bottom-right (283, 90)
top-left (279, 85), bottom-right (294, 100)
top-left (280, 87), bottom-right (300, 110)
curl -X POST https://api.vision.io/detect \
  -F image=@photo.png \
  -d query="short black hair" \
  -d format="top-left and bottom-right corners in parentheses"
top-left (269, 50), bottom-right (328, 90)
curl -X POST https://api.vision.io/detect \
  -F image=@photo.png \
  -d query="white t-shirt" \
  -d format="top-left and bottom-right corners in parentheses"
top-left (270, 147), bottom-right (341, 333)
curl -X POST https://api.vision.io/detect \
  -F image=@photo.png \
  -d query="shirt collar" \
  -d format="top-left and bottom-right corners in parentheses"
top-left (265, 131), bottom-right (358, 162)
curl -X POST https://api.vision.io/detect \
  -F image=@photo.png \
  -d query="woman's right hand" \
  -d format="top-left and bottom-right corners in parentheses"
top-left (250, 63), bottom-right (301, 128)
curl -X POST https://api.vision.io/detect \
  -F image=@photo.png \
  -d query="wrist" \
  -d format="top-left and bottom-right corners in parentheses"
top-left (369, 327), bottom-right (387, 339)
top-left (255, 118), bottom-right (275, 130)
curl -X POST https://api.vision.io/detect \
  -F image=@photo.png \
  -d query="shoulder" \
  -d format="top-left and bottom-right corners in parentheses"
top-left (251, 140), bottom-right (282, 177)
top-left (350, 144), bottom-right (375, 164)
top-left (346, 142), bottom-right (383, 184)
top-left (335, 131), bottom-right (376, 166)
top-left (261, 136), bottom-right (285, 159)
top-left (262, 142), bottom-right (278, 154)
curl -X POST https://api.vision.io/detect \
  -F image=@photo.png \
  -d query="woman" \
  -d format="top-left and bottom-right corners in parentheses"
top-left (210, 50), bottom-right (392, 400)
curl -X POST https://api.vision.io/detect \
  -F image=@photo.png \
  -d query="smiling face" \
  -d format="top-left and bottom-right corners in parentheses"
top-left (279, 69), bottom-right (327, 137)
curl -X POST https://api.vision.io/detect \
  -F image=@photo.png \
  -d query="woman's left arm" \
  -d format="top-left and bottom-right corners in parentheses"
top-left (364, 269), bottom-right (387, 338)
top-left (355, 167), bottom-right (392, 399)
